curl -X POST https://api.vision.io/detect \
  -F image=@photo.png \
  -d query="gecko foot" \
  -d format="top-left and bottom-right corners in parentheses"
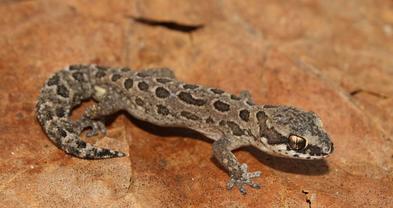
top-left (227, 163), bottom-right (261, 195)
top-left (74, 117), bottom-right (107, 137)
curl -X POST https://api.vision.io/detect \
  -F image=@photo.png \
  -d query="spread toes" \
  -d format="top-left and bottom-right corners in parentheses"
top-left (226, 164), bottom-right (262, 194)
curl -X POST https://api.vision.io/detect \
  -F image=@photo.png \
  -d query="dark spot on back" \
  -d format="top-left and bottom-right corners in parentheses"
top-left (177, 92), bottom-right (207, 106)
top-left (96, 65), bottom-right (108, 70)
top-left (111, 74), bottom-right (122, 81)
top-left (157, 105), bottom-right (170, 115)
top-left (206, 117), bottom-right (214, 124)
top-left (135, 97), bottom-right (144, 106)
top-left (58, 128), bottom-right (67, 137)
top-left (213, 100), bottom-right (230, 112)
top-left (76, 140), bottom-right (86, 148)
top-left (69, 65), bottom-right (81, 71)
top-left (95, 70), bottom-right (106, 78)
top-left (293, 154), bottom-right (299, 158)
top-left (57, 85), bottom-right (69, 98)
top-left (55, 107), bottom-right (66, 117)
top-left (137, 81), bottom-right (149, 91)
top-left (180, 111), bottom-right (200, 121)
top-left (210, 88), bottom-right (224, 94)
top-left (246, 100), bottom-right (254, 106)
top-left (121, 67), bottom-right (131, 72)
top-left (219, 120), bottom-right (226, 126)
top-left (72, 72), bottom-right (85, 81)
top-left (47, 74), bottom-right (60, 86)
top-left (226, 121), bottom-right (244, 136)
top-left (156, 78), bottom-right (172, 84)
top-left (256, 111), bottom-right (268, 123)
top-left (230, 94), bottom-right (241, 100)
top-left (183, 84), bottom-right (199, 90)
top-left (239, 109), bottom-right (250, 122)
top-left (137, 72), bottom-right (149, 77)
top-left (124, 78), bottom-right (133, 90)
top-left (155, 87), bottom-right (170, 98)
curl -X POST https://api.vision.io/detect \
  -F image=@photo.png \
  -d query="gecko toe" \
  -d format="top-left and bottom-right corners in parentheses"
top-left (246, 171), bottom-right (261, 178)
top-left (226, 178), bottom-right (236, 190)
top-left (239, 186), bottom-right (247, 195)
top-left (227, 164), bottom-right (262, 194)
top-left (250, 183), bottom-right (261, 189)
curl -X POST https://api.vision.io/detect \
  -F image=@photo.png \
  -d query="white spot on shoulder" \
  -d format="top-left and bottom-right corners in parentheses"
top-left (94, 86), bottom-right (107, 98)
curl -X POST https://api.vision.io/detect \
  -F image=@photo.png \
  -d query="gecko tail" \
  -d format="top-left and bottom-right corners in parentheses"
top-left (60, 134), bottom-right (127, 159)
top-left (41, 119), bottom-right (126, 159)
top-left (40, 119), bottom-right (127, 159)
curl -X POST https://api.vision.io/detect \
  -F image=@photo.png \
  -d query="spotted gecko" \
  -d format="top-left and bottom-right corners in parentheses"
top-left (36, 64), bottom-right (334, 194)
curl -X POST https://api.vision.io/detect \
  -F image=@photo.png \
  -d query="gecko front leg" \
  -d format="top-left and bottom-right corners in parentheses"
top-left (212, 137), bottom-right (261, 194)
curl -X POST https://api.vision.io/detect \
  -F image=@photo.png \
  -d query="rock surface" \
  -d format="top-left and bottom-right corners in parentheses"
top-left (1, 0), bottom-right (393, 207)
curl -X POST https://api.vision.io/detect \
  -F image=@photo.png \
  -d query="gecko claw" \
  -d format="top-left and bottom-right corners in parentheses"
top-left (250, 183), bottom-right (261, 189)
top-left (226, 163), bottom-right (262, 194)
top-left (239, 186), bottom-right (247, 195)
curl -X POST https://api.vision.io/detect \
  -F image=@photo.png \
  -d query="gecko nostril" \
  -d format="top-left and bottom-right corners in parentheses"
top-left (322, 142), bottom-right (333, 154)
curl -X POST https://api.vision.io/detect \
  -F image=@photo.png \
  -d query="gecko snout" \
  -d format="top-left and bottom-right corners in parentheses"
top-left (322, 141), bottom-right (334, 155)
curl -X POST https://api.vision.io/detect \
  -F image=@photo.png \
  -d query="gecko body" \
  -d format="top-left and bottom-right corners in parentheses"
top-left (36, 64), bottom-right (333, 194)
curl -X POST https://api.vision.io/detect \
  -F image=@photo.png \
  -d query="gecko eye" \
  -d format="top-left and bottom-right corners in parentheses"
top-left (288, 135), bottom-right (308, 150)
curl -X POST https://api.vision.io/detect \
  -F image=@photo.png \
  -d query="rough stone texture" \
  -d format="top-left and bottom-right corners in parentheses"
top-left (1, 0), bottom-right (393, 207)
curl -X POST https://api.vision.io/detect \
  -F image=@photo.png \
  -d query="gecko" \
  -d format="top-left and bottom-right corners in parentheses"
top-left (36, 64), bottom-right (334, 194)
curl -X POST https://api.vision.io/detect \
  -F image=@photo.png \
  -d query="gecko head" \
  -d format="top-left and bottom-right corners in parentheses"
top-left (255, 105), bottom-right (333, 160)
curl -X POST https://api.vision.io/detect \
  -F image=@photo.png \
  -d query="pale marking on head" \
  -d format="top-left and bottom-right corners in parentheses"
top-left (257, 136), bottom-right (327, 160)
